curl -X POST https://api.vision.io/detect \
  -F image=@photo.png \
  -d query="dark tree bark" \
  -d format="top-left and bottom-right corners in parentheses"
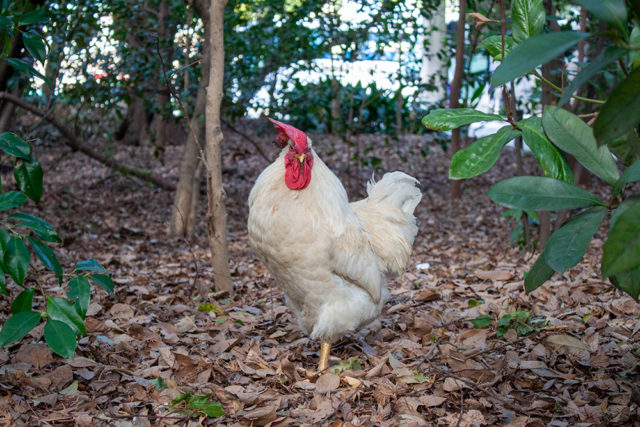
top-left (449, 0), bottom-right (467, 199)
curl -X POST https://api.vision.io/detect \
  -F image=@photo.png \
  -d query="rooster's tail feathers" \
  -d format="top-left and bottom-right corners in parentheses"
top-left (366, 172), bottom-right (422, 216)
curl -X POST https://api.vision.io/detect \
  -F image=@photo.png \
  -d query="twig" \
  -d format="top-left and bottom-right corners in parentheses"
top-left (417, 343), bottom-right (441, 368)
top-left (531, 71), bottom-right (605, 104)
top-left (0, 92), bottom-right (176, 191)
top-left (321, 385), bottom-right (361, 424)
top-left (618, 58), bottom-right (629, 77)
top-left (455, 386), bottom-right (464, 427)
top-left (221, 118), bottom-right (271, 163)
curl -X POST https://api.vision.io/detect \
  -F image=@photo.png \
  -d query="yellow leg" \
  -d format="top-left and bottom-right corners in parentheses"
top-left (318, 341), bottom-right (331, 372)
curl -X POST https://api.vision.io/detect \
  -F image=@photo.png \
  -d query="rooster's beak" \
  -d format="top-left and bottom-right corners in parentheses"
top-left (292, 153), bottom-right (307, 163)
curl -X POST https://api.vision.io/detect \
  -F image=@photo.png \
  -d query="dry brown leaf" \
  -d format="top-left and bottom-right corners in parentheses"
top-left (315, 373), bottom-right (340, 393)
top-left (546, 334), bottom-right (590, 354)
top-left (476, 270), bottom-right (512, 281)
top-left (14, 344), bottom-right (53, 369)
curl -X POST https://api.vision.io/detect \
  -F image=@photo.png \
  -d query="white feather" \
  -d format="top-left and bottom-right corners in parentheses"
top-left (248, 147), bottom-right (422, 342)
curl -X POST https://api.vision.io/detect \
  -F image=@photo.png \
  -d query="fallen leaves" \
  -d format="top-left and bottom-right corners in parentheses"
top-left (0, 128), bottom-right (636, 425)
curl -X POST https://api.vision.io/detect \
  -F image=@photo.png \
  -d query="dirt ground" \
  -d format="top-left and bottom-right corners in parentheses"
top-left (0, 120), bottom-right (638, 426)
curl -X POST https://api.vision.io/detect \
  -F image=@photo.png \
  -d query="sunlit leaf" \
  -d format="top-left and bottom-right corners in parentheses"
top-left (511, 0), bottom-right (546, 42)
top-left (421, 108), bottom-right (504, 131)
top-left (492, 32), bottom-right (590, 87)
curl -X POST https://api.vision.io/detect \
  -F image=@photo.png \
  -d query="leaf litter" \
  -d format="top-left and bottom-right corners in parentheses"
top-left (0, 121), bottom-right (638, 425)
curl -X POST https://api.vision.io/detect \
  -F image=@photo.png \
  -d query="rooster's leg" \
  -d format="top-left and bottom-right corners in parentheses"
top-left (318, 341), bottom-right (331, 371)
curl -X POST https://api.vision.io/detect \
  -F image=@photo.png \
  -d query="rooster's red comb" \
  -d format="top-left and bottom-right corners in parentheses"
top-left (269, 118), bottom-right (308, 149)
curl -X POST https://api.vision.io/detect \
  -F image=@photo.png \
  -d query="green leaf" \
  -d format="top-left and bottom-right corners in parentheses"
top-left (630, 25), bottom-right (640, 69)
top-left (150, 377), bottom-right (168, 390)
top-left (26, 236), bottom-right (62, 284)
top-left (576, 0), bottom-right (627, 36)
top-left (478, 35), bottom-right (515, 60)
top-left (0, 311), bottom-right (40, 347)
top-left (9, 213), bottom-right (61, 243)
top-left (602, 199), bottom-right (640, 277)
top-left (519, 117), bottom-right (573, 183)
top-left (472, 315), bottom-right (493, 328)
top-left (88, 273), bottom-right (114, 294)
top-left (525, 254), bottom-right (555, 293)
top-left (613, 161), bottom-right (640, 196)
top-left (487, 176), bottom-right (602, 211)
top-left (11, 288), bottom-right (34, 313)
top-left (74, 259), bottom-right (109, 273)
top-left (21, 31), bottom-right (46, 63)
top-left (0, 191), bottom-right (27, 211)
top-left (512, 0), bottom-right (546, 42)
top-left (171, 394), bottom-right (225, 418)
top-left (608, 129), bottom-right (640, 166)
top-left (0, 132), bottom-right (31, 159)
top-left (89, 273), bottom-right (114, 294)
top-left (67, 276), bottom-right (91, 318)
top-left (0, 15), bottom-right (13, 33)
top-left (593, 67), bottom-right (640, 146)
top-left (197, 303), bottom-right (223, 313)
top-left (543, 106), bottom-right (620, 185)
top-left (492, 32), bottom-right (590, 87)
top-left (60, 380), bottom-right (78, 394)
top-left (6, 58), bottom-right (50, 85)
top-left (14, 157), bottom-right (43, 203)
top-left (421, 108), bottom-right (504, 131)
top-left (559, 46), bottom-right (628, 107)
top-left (0, 266), bottom-right (6, 295)
top-left (610, 266), bottom-right (640, 300)
top-left (449, 126), bottom-right (519, 179)
top-left (44, 319), bottom-right (76, 359)
top-left (543, 207), bottom-right (606, 273)
top-left (46, 297), bottom-right (86, 335)
top-left (4, 236), bottom-right (30, 286)
top-left (17, 9), bottom-right (49, 26)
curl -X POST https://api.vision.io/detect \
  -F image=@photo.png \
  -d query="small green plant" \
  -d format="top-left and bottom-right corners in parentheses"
top-left (472, 311), bottom-right (547, 337)
top-left (0, 8), bottom-right (114, 359)
top-left (423, 0), bottom-right (640, 300)
top-left (170, 393), bottom-right (225, 418)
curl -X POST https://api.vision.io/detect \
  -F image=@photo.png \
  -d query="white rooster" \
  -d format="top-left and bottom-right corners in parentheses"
top-left (248, 119), bottom-right (422, 370)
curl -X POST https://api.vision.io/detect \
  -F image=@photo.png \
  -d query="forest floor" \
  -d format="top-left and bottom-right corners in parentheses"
top-left (0, 121), bottom-right (639, 426)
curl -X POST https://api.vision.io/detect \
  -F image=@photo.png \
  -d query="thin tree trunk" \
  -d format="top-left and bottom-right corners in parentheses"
top-left (204, 0), bottom-right (232, 295)
top-left (449, 0), bottom-right (467, 199)
top-left (152, 0), bottom-right (172, 160)
top-left (168, 0), bottom-right (213, 238)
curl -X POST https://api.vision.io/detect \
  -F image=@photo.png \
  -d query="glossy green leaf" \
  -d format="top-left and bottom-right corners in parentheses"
top-left (512, 0), bottom-right (546, 42)
top-left (74, 259), bottom-right (109, 273)
top-left (543, 106), bottom-right (620, 185)
top-left (22, 31), bottom-right (46, 63)
top-left (89, 273), bottom-right (114, 294)
top-left (0, 311), bottom-right (40, 347)
top-left (449, 126), bottom-right (519, 179)
top-left (0, 191), bottom-right (27, 211)
top-left (519, 117), bottom-right (573, 183)
top-left (421, 108), bottom-right (504, 131)
top-left (9, 213), bottom-right (61, 243)
top-left (543, 207), bottom-right (606, 273)
top-left (487, 176), bottom-right (602, 211)
top-left (67, 276), bottom-right (91, 318)
top-left (492, 32), bottom-right (590, 87)
top-left (27, 237), bottom-right (62, 284)
top-left (613, 161), bottom-right (640, 196)
top-left (478, 35), bottom-right (514, 60)
top-left (608, 129), bottom-right (640, 166)
top-left (0, 266), bottom-right (6, 295)
top-left (559, 46), bottom-right (627, 107)
top-left (630, 25), bottom-right (640, 69)
top-left (46, 297), bottom-right (85, 335)
top-left (4, 236), bottom-right (30, 287)
top-left (6, 58), bottom-right (50, 85)
top-left (11, 288), bottom-right (34, 313)
top-left (17, 9), bottom-right (49, 26)
top-left (14, 158), bottom-right (43, 203)
top-left (593, 67), bottom-right (640, 146)
top-left (525, 254), bottom-right (555, 293)
top-left (0, 228), bottom-right (9, 251)
top-left (44, 320), bottom-right (76, 359)
top-left (602, 199), bottom-right (640, 277)
top-left (576, 0), bottom-right (627, 36)
top-left (0, 132), bottom-right (31, 159)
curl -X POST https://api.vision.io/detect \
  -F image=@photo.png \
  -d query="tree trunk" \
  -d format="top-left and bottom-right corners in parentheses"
top-left (151, 0), bottom-right (173, 160)
top-left (449, 0), bottom-right (467, 200)
top-left (203, 0), bottom-right (232, 295)
top-left (419, 0), bottom-right (447, 104)
top-left (538, 0), bottom-right (564, 248)
top-left (168, 0), bottom-right (213, 238)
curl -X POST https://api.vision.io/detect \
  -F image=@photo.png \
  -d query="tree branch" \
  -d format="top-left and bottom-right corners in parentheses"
top-left (0, 92), bottom-right (176, 191)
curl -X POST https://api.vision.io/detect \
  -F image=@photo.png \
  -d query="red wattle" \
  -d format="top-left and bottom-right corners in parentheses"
top-left (285, 154), bottom-right (313, 190)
